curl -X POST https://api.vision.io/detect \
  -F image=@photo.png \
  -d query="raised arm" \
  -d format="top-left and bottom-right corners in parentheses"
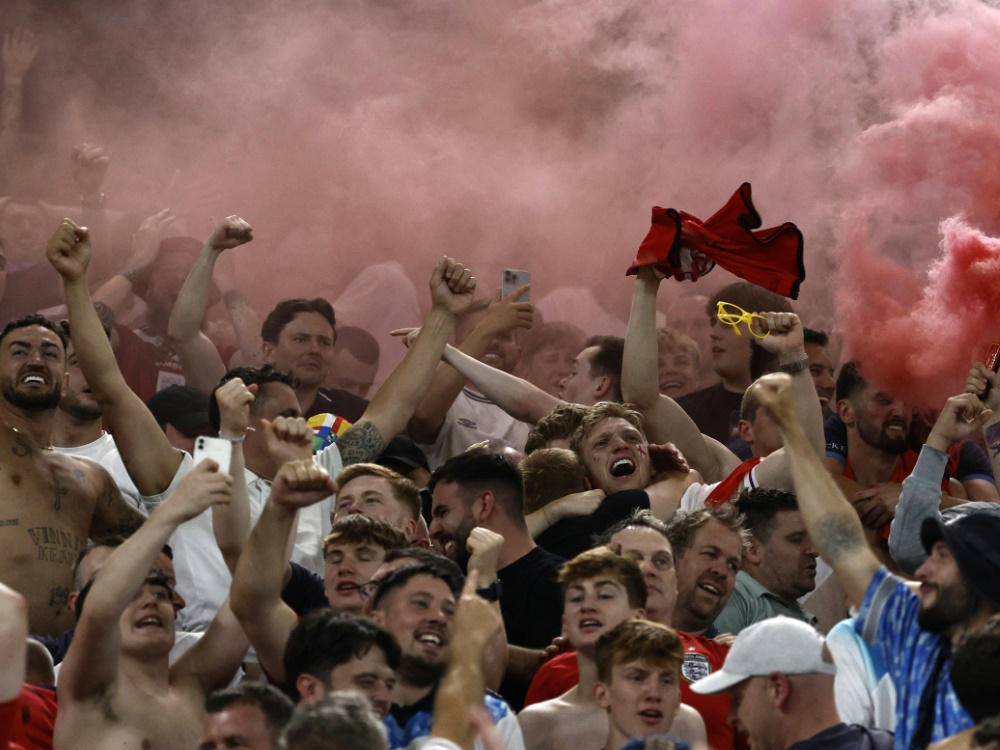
top-left (889, 392), bottom-right (993, 573)
top-left (60, 461), bottom-right (232, 701)
top-left (0, 583), bottom-right (27, 704)
top-left (167, 216), bottom-right (254, 393)
top-left (747, 312), bottom-right (825, 489)
top-left (336, 257), bottom-right (477, 466)
top-left (0, 29), bottom-right (37, 161)
top-left (408, 285), bottom-right (532, 444)
top-left (214, 250), bottom-right (264, 368)
top-left (229, 457), bottom-right (335, 685)
top-left (967, 362), bottom-right (1000, 486)
top-left (755, 373), bottom-right (879, 607)
top-left (211, 378), bottom-right (256, 574)
top-left (441, 344), bottom-right (560, 423)
top-left (622, 268), bottom-right (737, 482)
top-left (47, 219), bottom-right (183, 496)
top-left (90, 209), bottom-right (174, 318)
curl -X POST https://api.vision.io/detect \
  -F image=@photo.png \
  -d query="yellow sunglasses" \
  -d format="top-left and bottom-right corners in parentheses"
top-left (716, 301), bottom-right (770, 339)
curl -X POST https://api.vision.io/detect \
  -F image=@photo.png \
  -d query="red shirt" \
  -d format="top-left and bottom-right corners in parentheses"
top-left (8, 685), bottom-right (55, 750)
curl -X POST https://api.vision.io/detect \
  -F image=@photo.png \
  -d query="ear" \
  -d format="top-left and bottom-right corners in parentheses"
top-left (745, 537), bottom-right (762, 566)
top-left (403, 517), bottom-right (420, 543)
top-left (593, 681), bottom-right (610, 710)
top-left (474, 492), bottom-right (495, 523)
top-left (296, 674), bottom-right (328, 704)
top-left (261, 341), bottom-right (276, 364)
top-left (837, 399), bottom-right (855, 427)
top-left (634, 607), bottom-right (647, 620)
top-left (67, 591), bottom-right (78, 612)
top-left (737, 419), bottom-right (753, 444)
top-left (369, 608), bottom-right (385, 626)
top-left (593, 376), bottom-right (612, 401)
top-left (768, 672), bottom-right (790, 709)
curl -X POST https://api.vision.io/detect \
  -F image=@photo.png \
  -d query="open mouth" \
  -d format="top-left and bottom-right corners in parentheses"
top-left (884, 420), bottom-right (907, 435)
top-left (578, 618), bottom-right (603, 631)
top-left (638, 709), bottom-right (664, 725)
top-left (660, 379), bottom-right (684, 392)
top-left (21, 374), bottom-right (46, 385)
top-left (136, 616), bottom-right (163, 629)
top-left (610, 458), bottom-right (636, 478)
top-left (416, 631), bottom-right (445, 648)
top-left (335, 582), bottom-right (360, 595)
top-left (698, 582), bottom-right (721, 597)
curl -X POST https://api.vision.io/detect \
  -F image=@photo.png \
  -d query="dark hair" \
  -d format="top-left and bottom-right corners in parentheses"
top-left (261, 298), bottom-right (336, 345)
top-left (803, 328), bottom-right (829, 348)
top-left (735, 487), bottom-right (800, 543)
top-left (0, 314), bottom-right (68, 351)
top-left (283, 612), bottom-right (401, 702)
top-left (584, 336), bottom-right (625, 403)
top-left (666, 504), bottom-right (748, 561)
top-left (371, 561), bottom-right (464, 611)
top-left (205, 682), bottom-right (294, 741)
top-left (951, 615), bottom-right (1000, 722)
top-left (208, 365), bottom-right (296, 430)
top-left (706, 281), bottom-right (793, 317)
top-left (427, 451), bottom-right (525, 524)
top-left (973, 715), bottom-right (1000, 748)
top-left (835, 360), bottom-right (866, 404)
top-left (323, 514), bottom-right (410, 558)
top-left (335, 326), bottom-right (380, 364)
top-left (525, 403), bottom-right (588, 455)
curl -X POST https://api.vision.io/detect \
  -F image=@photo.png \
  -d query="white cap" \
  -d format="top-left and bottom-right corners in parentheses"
top-left (690, 617), bottom-right (836, 694)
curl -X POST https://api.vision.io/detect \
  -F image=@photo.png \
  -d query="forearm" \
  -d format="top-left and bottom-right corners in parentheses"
top-left (442, 344), bottom-right (557, 423)
top-left (505, 644), bottom-right (544, 683)
top-left (230, 500), bottom-right (298, 619)
top-left (889, 445), bottom-right (948, 573)
top-left (212, 444), bottom-right (249, 575)
top-left (982, 416), bottom-right (1000, 484)
top-left (433, 645), bottom-right (486, 750)
top-left (0, 586), bottom-right (27, 702)
top-left (409, 323), bottom-right (495, 440)
top-left (168, 245), bottom-right (220, 344)
top-left (63, 277), bottom-right (130, 398)
top-left (622, 273), bottom-right (663, 411)
top-left (222, 289), bottom-right (264, 367)
top-left (0, 79), bottom-right (23, 137)
top-left (787, 355), bottom-right (825, 455)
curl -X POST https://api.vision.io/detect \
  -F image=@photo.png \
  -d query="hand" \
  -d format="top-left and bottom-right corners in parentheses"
top-left (46, 219), bottom-right (91, 283)
top-left (649, 442), bottom-right (690, 474)
top-left (539, 635), bottom-right (572, 664)
top-left (126, 209), bottom-right (175, 277)
top-left (927, 393), bottom-right (992, 451)
top-left (390, 327), bottom-right (421, 350)
top-left (263, 416), bottom-right (314, 466)
top-left (477, 286), bottom-right (533, 340)
top-left (751, 312), bottom-right (805, 362)
top-left (755, 372), bottom-right (796, 428)
top-left (713, 632), bottom-right (737, 646)
top-left (71, 144), bottom-right (111, 196)
top-left (216, 379), bottom-right (256, 438)
top-left (552, 490), bottom-right (605, 521)
top-left (466, 527), bottom-right (504, 583)
top-left (469, 706), bottom-right (506, 750)
top-left (453, 570), bottom-right (505, 651)
top-left (162, 460), bottom-right (233, 523)
top-left (850, 482), bottom-right (902, 530)
top-left (1, 28), bottom-right (38, 82)
top-left (270, 459), bottom-right (336, 509)
top-left (429, 257), bottom-right (476, 318)
top-left (206, 215), bottom-right (253, 252)
top-left (966, 362), bottom-right (1000, 412)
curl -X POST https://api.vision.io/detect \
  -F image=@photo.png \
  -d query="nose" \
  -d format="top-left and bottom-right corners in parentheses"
top-left (173, 590), bottom-right (186, 611)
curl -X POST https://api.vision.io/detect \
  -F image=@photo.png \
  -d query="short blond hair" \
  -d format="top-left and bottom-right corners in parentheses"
top-left (520, 448), bottom-right (587, 515)
top-left (334, 463), bottom-right (421, 520)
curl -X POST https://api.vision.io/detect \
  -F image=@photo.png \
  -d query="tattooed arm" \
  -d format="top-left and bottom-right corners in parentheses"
top-left (335, 257), bottom-right (476, 466)
top-left (88, 464), bottom-right (147, 538)
top-left (755, 373), bottom-right (880, 608)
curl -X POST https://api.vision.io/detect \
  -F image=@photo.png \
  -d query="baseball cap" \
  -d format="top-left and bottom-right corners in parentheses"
top-left (690, 617), bottom-right (836, 695)
top-left (921, 513), bottom-right (1000, 611)
top-left (377, 435), bottom-right (430, 474)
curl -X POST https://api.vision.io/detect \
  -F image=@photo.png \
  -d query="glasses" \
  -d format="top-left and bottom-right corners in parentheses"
top-left (716, 302), bottom-right (770, 339)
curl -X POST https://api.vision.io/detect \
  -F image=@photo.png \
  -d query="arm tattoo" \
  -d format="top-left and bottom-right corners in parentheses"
top-left (337, 421), bottom-right (386, 467)
top-left (813, 515), bottom-right (865, 563)
top-left (93, 301), bottom-right (116, 330)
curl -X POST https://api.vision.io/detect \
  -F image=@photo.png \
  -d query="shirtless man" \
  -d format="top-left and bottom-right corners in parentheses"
top-left (0, 311), bottom-right (145, 636)
top-left (518, 547), bottom-right (705, 750)
top-left (54, 460), bottom-right (321, 749)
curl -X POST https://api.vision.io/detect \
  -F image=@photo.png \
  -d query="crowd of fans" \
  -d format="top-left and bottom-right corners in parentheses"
top-left (2, 22), bottom-right (1000, 750)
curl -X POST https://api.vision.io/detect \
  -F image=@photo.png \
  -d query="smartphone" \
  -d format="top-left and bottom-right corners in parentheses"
top-left (192, 435), bottom-right (233, 474)
top-left (501, 269), bottom-right (530, 300)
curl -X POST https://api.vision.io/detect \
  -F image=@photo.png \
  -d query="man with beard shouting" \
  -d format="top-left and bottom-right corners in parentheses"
top-left (754, 372), bottom-right (1000, 750)
top-left (0, 309), bottom-right (145, 636)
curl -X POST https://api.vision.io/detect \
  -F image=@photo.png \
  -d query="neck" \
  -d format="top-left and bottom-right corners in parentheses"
top-left (495, 525), bottom-right (537, 570)
top-left (51, 412), bottom-right (103, 448)
top-left (720, 372), bottom-right (751, 393)
top-left (392, 678), bottom-right (435, 708)
top-left (778, 694), bottom-right (841, 750)
top-left (948, 601), bottom-right (997, 649)
top-left (119, 649), bottom-right (172, 686)
top-left (845, 431), bottom-right (899, 486)
top-left (295, 383), bottom-right (320, 413)
top-left (0, 402), bottom-right (55, 448)
top-left (577, 650), bottom-right (598, 694)
top-left (671, 608), bottom-right (709, 637)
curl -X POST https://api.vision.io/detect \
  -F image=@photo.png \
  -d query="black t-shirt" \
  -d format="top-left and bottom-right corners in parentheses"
top-left (676, 383), bottom-right (745, 445)
top-left (786, 723), bottom-right (894, 750)
top-left (282, 562), bottom-right (329, 615)
top-left (305, 387), bottom-right (369, 422)
top-left (536, 489), bottom-right (651, 560)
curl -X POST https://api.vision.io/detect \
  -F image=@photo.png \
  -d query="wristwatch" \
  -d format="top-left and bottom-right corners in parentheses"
top-left (476, 578), bottom-right (503, 602)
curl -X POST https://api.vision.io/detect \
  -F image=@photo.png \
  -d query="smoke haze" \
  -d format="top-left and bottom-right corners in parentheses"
top-left (5, 0), bottom-right (1000, 405)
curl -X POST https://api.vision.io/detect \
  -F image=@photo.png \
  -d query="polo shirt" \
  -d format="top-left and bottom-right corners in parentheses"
top-left (713, 571), bottom-right (817, 635)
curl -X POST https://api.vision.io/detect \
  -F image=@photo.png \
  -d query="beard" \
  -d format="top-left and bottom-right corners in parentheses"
top-left (917, 580), bottom-right (973, 633)
top-left (1, 375), bottom-right (62, 413)
top-left (398, 651), bottom-right (446, 687)
top-left (857, 418), bottom-right (909, 456)
top-left (58, 392), bottom-right (103, 422)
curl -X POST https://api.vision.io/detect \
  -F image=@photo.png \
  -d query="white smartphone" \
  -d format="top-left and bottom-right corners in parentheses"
top-left (501, 269), bottom-right (530, 300)
top-left (192, 435), bottom-right (233, 474)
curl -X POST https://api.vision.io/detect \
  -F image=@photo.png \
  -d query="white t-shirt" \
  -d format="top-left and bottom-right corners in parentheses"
top-left (170, 444), bottom-right (342, 632)
top-left (420, 388), bottom-right (532, 469)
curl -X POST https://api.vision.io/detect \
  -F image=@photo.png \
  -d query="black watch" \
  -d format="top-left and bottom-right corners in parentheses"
top-left (476, 578), bottom-right (503, 602)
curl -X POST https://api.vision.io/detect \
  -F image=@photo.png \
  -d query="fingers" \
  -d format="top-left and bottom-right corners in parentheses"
top-left (755, 311), bottom-right (799, 336)
top-left (505, 284), bottom-right (531, 301)
top-left (460, 569), bottom-right (480, 599)
top-left (270, 416), bottom-right (312, 445)
top-left (277, 459), bottom-right (332, 489)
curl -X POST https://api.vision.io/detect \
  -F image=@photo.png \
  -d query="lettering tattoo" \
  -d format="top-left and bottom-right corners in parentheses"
top-left (337, 420), bottom-right (386, 467)
top-left (27, 526), bottom-right (84, 567)
top-left (0, 518), bottom-right (17, 527)
top-left (49, 587), bottom-right (70, 609)
top-left (985, 422), bottom-right (1000, 458)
